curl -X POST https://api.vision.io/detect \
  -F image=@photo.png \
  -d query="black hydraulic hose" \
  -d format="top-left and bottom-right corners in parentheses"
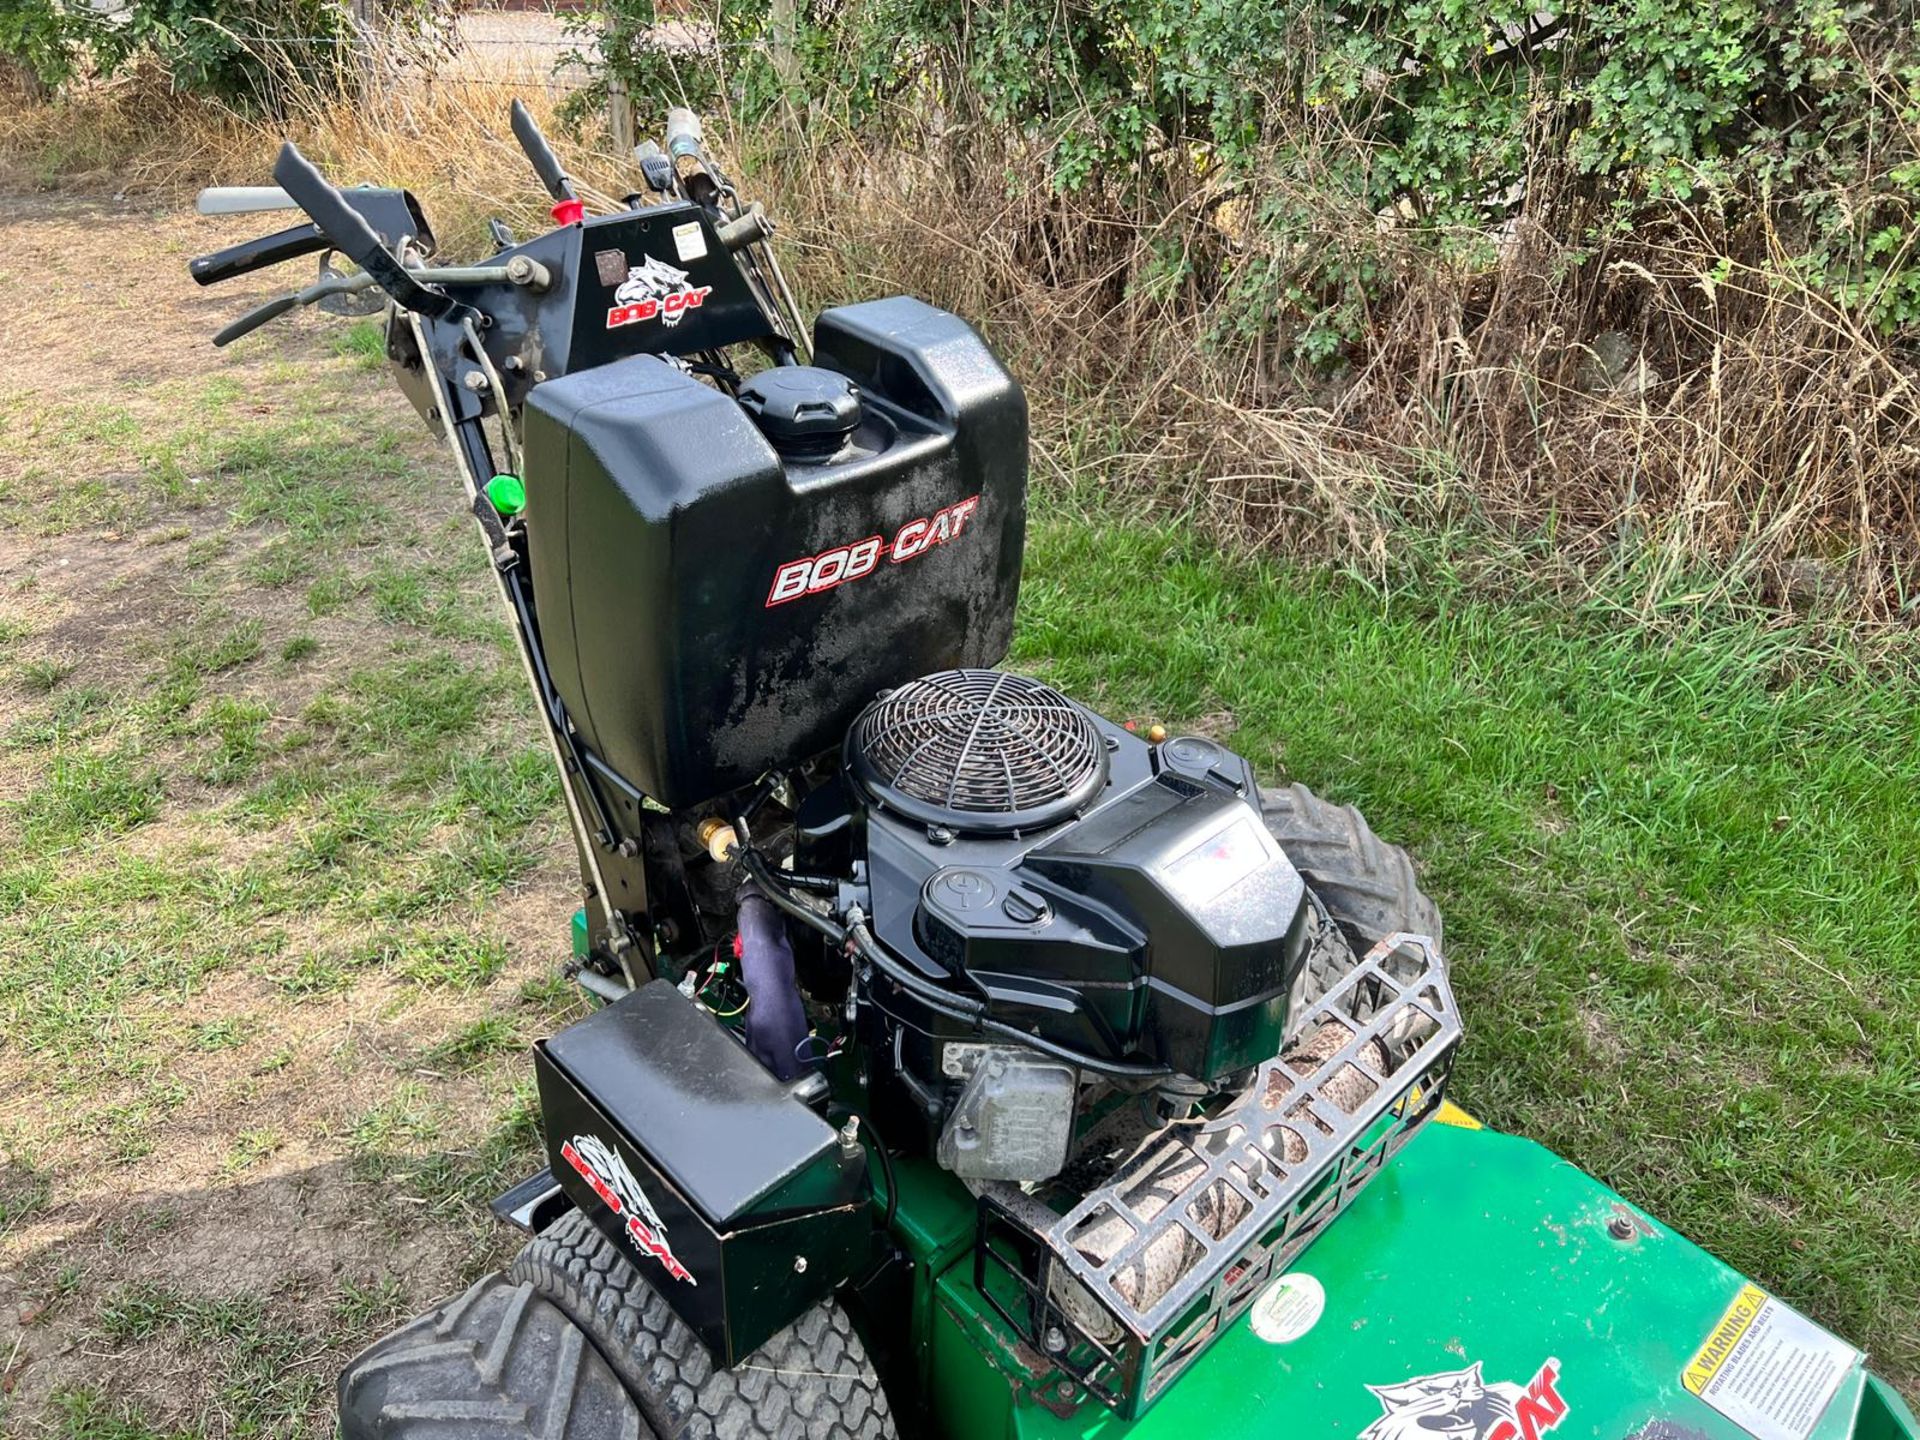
top-left (738, 847), bottom-right (1173, 1080)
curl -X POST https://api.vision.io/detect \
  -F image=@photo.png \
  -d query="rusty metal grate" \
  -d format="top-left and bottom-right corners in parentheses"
top-left (974, 931), bottom-right (1462, 1418)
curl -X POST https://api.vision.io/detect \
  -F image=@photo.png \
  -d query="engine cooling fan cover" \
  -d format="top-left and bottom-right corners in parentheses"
top-left (847, 670), bottom-right (1110, 834)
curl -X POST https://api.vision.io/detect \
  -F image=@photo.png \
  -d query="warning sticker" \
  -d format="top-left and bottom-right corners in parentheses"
top-left (1682, 1283), bottom-right (1859, 1440)
top-left (672, 221), bottom-right (708, 262)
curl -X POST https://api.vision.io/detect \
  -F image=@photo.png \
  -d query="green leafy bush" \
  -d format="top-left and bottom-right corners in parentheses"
top-left (564, 0), bottom-right (1919, 344)
top-left (2, 0), bottom-right (125, 94)
top-left (0, 0), bottom-right (430, 111)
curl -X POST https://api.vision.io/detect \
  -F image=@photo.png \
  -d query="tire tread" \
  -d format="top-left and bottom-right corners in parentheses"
top-left (338, 1274), bottom-right (654, 1440)
top-left (510, 1210), bottom-right (896, 1440)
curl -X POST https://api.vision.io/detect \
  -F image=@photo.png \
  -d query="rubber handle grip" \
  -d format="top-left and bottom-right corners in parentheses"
top-left (272, 144), bottom-right (391, 270)
top-left (213, 293), bottom-right (299, 347)
top-left (271, 143), bottom-right (457, 319)
top-left (196, 186), bottom-right (298, 216)
top-left (665, 107), bottom-right (705, 162)
top-left (189, 222), bottom-right (326, 287)
top-left (510, 98), bottom-right (573, 203)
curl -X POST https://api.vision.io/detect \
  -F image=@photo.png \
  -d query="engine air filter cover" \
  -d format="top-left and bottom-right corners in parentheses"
top-left (848, 670), bottom-right (1108, 835)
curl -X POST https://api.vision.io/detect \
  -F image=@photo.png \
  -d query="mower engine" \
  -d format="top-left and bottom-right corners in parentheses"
top-left (516, 286), bottom-right (1459, 1416)
top-left (807, 671), bottom-right (1316, 1170)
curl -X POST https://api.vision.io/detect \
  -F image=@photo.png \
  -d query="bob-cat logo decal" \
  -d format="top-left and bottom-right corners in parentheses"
top-left (606, 255), bottom-right (713, 330)
top-left (766, 495), bottom-right (981, 606)
top-left (1358, 1359), bottom-right (1567, 1440)
top-left (561, 1133), bottom-right (697, 1285)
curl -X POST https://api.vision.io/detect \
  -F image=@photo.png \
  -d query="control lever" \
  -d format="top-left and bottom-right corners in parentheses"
top-left (664, 107), bottom-right (725, 208)
top-left (271, 143), bottom-right (476, 327)
top-left (634, 140), bottom-right (675, 194)
top-left (213, 269), bottom-right (379, 347)
top-left (189, 221), bottom-right (327, 286)
top-left (665, 107), bottom-right (705, 166)
top-left (509, 98), bottom-right (584, 225)
top-left (209, 257), bottom-right (550, 347)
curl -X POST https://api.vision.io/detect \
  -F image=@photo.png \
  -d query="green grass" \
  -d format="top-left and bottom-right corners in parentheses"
top-left (1013, 504), bottom-right (1920, 1385)
top-left (15, 746), bottom-right (166, 847)
top-left (0, 291), bottom-right (573, 1438)
top-left (89, 1282), bottom-right (325, 1434)
top-left (326, 321), bottom-right (388, 373)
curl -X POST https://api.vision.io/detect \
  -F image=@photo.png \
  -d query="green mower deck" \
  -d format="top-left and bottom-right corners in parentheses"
top-left (897, 1113), bottom-right (1915, 1440)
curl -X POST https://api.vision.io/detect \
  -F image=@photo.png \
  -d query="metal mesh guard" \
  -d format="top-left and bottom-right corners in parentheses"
top-left (977, 932), bottom-right (1462, 1416)
top-left (848, 670), bottom-right (1108, 832)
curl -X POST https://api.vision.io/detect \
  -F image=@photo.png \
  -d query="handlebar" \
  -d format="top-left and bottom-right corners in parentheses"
top-left (193, 98), bottom-right (795, 350)
top-left (197, 186), bottom-right (299, 216)
top-left (189, 221), bottom-right (327, 287)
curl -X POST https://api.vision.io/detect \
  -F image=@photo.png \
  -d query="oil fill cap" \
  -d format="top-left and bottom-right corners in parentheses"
top-left (738, 366), bottom-right (862, 459)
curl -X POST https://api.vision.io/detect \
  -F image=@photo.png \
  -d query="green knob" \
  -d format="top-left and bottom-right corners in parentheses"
top-left (486, 473), bottom-right (526, 517)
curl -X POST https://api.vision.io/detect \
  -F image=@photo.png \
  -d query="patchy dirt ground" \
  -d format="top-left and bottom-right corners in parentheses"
top-left (0, 191), bottom-right (586, 1437)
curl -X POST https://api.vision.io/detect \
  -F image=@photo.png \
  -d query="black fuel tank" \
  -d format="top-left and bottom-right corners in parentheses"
top-left (522, 296), bottom-right (1028, 807)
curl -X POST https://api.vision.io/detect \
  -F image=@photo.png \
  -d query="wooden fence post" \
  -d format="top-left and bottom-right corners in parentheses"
top-left (608, 73), bottom-right (636, 153)
top-left (770, 0), bottom-right (800, 98)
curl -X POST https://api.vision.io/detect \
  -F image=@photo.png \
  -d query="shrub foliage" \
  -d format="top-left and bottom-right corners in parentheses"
top-left (2, 0), bottom-right (424, 110)
top-left (583, 0), bottom-right (1918, 343)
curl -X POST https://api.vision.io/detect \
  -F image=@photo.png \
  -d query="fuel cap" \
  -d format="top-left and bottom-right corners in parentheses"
top-left (737, 366), bottom-right (862, 459)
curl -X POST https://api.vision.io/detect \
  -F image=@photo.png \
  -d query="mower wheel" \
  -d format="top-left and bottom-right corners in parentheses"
top-left (1261, 781), bottom-right (1443, 985)
top-left (510, 1208), bottom-right (897, 1440)
top-left (337, 1272), bottom-right (655, 1440)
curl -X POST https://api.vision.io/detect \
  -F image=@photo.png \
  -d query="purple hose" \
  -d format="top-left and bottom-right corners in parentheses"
top-left (734, 882), bottom-right (810, 1081)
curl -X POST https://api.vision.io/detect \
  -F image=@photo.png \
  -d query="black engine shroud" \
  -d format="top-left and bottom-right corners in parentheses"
top-left (800, 676), bottom-right (1313, 1089)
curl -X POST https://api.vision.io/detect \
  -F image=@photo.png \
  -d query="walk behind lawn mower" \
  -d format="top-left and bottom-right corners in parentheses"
top-left (189, 102), bottom-right (1916, 1440)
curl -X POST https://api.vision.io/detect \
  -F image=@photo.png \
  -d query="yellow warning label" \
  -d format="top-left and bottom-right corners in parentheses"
top-left (1679, 1283), bottom-right (1860, 1440)
top-left (1684, 1283), bottom-right (1768, 1395)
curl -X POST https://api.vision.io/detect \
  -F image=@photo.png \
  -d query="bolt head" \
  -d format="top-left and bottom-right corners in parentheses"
top-left (1042, 1325), bottom-right (1067, 1353)
top-left (793, 1255), bottom-right (808, 1273)
top-left (1607, 1214), bottom-right (1637, 1240)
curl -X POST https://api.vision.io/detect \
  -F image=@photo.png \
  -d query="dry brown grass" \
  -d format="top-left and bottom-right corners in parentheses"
top-left (734, 110), bottom-right (1920, 617)
top-left (7, 41), bottom-right (1917, 620)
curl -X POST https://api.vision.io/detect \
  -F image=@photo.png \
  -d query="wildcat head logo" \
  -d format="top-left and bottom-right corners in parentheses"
top-left (560, 1133), bottom-right (697, 1284)
top-left (606, 255), bottom-right (712, 330)
top-left (1358, 1359), bottom-right (1567, 1440)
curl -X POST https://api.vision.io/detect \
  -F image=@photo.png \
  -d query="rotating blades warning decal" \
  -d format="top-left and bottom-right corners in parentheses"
top-left (1682, 1283), bottom-right (1859, 1440)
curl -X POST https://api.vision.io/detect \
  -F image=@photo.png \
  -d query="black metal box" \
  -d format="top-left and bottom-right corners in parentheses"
top-left (534, 981), bottom-right (869, 1363)
top-left (521, 295), bottom-right (1028, 809)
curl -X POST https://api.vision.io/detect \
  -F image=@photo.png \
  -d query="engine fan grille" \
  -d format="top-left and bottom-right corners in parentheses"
top-left (848, 670), bottom-right (1109, 833)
